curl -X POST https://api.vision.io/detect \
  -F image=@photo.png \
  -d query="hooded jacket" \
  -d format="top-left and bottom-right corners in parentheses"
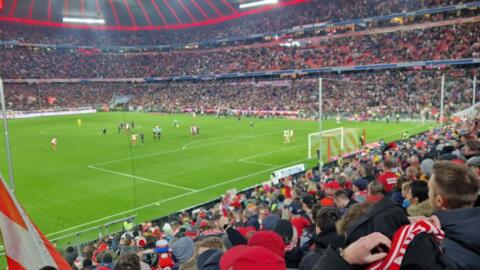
top-left (435, 207), bottom-right (480, 270)
top-left (345, 197), bottom-right (409, 245)
top-left (407, 199), bottom-right (434, 217)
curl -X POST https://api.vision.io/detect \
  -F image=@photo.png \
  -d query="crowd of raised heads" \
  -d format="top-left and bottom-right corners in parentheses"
top-left (1, 22), bottom-right (479, 80)
top-left (5, 67), bottom-right (478, 119)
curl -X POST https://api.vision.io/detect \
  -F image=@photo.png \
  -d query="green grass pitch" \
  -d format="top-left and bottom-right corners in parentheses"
top-left (0, 112), bottom-right (430, 259)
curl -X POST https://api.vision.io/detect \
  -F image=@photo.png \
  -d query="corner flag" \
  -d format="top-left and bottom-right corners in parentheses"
top-left (0, 176), bottom-right (72, 269)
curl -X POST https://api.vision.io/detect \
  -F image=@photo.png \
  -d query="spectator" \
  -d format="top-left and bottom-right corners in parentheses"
top-left (377, 160), bottom-right (399, 193)
top-left (351, 179), bottom-right (368, 203)
top-left (247, 231), bottom-right (285, 257)
top-left (406, 180), bottom-right (433, 217)
top-left (429, 161), bottom-right (480, 269)
top-left (114, 254), bottom-right (141, 270)
top-left (389, 175), bottom-right (410, 204)
top-left (333, 189), bottom-right (357, 214)
top-left (401, 181), bottom-right (412, 208)
top-left (366, 181), bottom-right (384, 203)
top-left (321, 180), bottom-right (341, 206)
top-left (196, 237), bottom-right (224, 270)
top-left (220, 245), bottom-right (286, 270)
top-left (466, 156), bottom-right (480, 206)
top-left (170, 237), bottom-right (195, 269)
top-left (274, 219), bottom-right (303, 269)
top-left (299, 207), bottom-right (344, 270)
top-left (322, 197), bottom-right (452, 269)
top-left (288, 201), bottom-right (311, 238)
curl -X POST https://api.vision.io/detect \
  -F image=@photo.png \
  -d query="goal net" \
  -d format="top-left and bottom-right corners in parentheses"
top-left (308, 127), bottom-right (364, 160)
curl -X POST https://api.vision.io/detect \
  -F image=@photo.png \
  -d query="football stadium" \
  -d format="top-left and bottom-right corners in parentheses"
top-left (0, 0), bottom-right (479, 269)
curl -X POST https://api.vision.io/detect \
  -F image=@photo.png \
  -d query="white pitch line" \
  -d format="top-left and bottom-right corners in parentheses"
top-left (90, 131), bottom-right (279, 167)
top-left (46, 157), bottom-right (308, 238)
top-left (87, 165), bottom-right (196, 192)
top-left (376, 125), bottom-right (426, 139)
top-left (237, 160), bottom-right (278, 167)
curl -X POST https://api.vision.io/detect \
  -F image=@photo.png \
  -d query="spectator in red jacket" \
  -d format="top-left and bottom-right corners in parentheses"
top-left (377, 160), bottom-right (399, 193)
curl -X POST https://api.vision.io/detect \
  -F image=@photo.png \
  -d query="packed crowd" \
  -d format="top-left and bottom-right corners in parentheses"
top-left (5, 68), bottom-right (479, 118)
top-left (2, 22), bottom-right (479, 79)
top-left (0, 0), bottom-right (476, 46)
top-left (59, 114), bottom-right (480, 270)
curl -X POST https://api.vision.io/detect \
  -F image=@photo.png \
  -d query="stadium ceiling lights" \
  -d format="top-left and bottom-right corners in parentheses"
top-left (62, 17), bottom-right (105, 25)
top-left (239, 0), bottom-right (278, 9)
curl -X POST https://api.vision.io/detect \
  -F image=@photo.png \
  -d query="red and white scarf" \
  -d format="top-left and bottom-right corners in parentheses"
top-left (367, 220), bottom-right (445, 270)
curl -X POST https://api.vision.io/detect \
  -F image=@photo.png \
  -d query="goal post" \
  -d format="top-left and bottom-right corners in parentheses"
top-left (308, 127), bottom-right (365, 161)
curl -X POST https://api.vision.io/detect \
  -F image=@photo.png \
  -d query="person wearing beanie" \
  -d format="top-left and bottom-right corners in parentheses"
top-left (196, 237), bottom-right (225, 270)
top-left (248, 231), bottom-right (285, 257)
top-left (352, 179), bottom-right (368, 203)
top-left (274, 219), bottom-right (293, 245)
top-left (288, 201), bottom-right (311, 237)
top-left (220, 245), bottom-right (286, 270)
top-left (420, 158), bottom-right (435, 179)
top-left (197, 249), bottom-right (223, 270)
top-left (261, 214), bottom-right (280, 231)
top-left (321, 181), bottom-right (341, 207)
top-left (171, 237), bottom-right (195, 269)
top-left (162, 223), bottom-right (174, 239)
top-left (274, 219), bottom-right (303, 269)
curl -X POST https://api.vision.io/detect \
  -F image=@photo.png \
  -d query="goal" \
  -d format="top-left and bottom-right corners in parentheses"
top-left (308, 127), bottom-right (365, 160)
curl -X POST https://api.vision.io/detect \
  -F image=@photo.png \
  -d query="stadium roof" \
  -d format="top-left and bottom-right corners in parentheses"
top-left (0, 0), bottom-right (306, 30)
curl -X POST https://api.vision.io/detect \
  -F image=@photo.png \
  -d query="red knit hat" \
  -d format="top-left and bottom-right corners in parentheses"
top-left (221, 245), bottom-right (285, 270)
top-left (248, 231), bottom-right (285, 257)
top-left (324, 180), bottom-right (341, 190)
top-left (220, 245), bottom-right (248, 270)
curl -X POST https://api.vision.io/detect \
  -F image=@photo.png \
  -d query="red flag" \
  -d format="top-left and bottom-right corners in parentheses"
top-left (0, 177), bottom-right (72, 269)
top-left (47, 97), bottom-right (57, 105)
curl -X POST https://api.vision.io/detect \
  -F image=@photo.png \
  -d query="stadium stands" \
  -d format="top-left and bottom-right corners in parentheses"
top-left (5, 68), bottom-right (478, 118)
top-left (0, 0), bottom-right (477, 46)
top-left (1, 21), bottom-right (479, 79)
